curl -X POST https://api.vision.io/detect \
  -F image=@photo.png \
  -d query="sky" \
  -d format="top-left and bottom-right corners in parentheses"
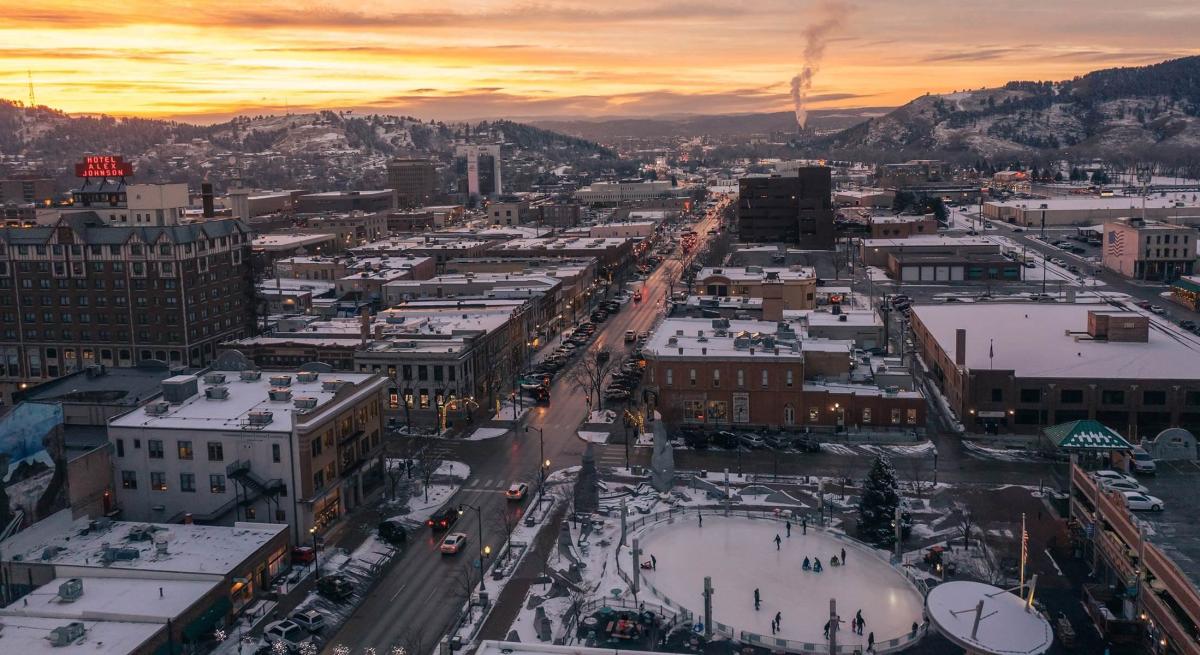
top-left (1, 0), bottom-right (1198, 123)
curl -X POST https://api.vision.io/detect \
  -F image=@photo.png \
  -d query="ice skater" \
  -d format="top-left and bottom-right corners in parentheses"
top-left (651, 554), bottom-right (657, 569)
top-left (856, 610), bottom-right (865, 635)
top-left (774, 611), bottom-right (782, 628)
top-left (830, 555), bottom-right (840, 566)
top-left (823, 620), bottom-right (830, 639)
top-left (802, 556), bottom-right (811, 570)
top-left (698, 513), bottom-right (703, 527)
top-left (841, 547), bottom-right (846, 564)
top-left (774, 534), bottom-right (782, 550)
top-left (801, 517), bottom-right (807, 534)
top-left (786, 520), bottom-right (791, 537)
top-left (868, 631), bottom-right (875, 651)
top-left (754, 588), bottom-right (761, 611)
top-left (910, 622), bottom-right (919, 638)
top-left (813, 558), bottom-right (823, 573)
top-left (770, 619), bottom-right (776, 635)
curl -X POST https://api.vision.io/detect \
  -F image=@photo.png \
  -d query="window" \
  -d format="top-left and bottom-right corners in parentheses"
top-left (180, 473), bottom-right (195, 493)
top-left (272, 443), bottom-right (281, 463)
top-left (783, 405), bottom-right (795, 425)
top-left (736, 369), bottom-right (745, 387)
top-left (148, 439), bottom-right (164, 459)
top-left (311, 437), bottom-right (323, 457)
top-left (891, 409), bottom-right (902, 424)
top-left (907, 409), bottom-right (918, 425)
top-left (712, 369), bottom-right (720, 388)
top-left (207, 442), bottom-right (224, 461)
top-left (990, 388), bottom-right (1003, 402)
top-left (1101, 390), bottom-right (1125, 405)
top-left (761, 369), bottom-right (768, 388)
top-left (665, 369), bottom-right (673, 386)
top-left (1019, 388), bottom-right (1041, 403)
top-left (1143, 390), bottom-right (1167, 406)
top-left (862, 407), bottom-right (873, 424)
top-left (177, 440), bottom-right (193, 460)
top-left (115, 439), bottom-right (125, 457)
top-left (313, 470), bottom-right (325, 490)
top-left (210, 474), bottom-right (226, 494)
top-left (1060, 389), bottom-right (1083, 404)
top-left (808, 407), bottom-right (820, 422)
top-left (151, 472), bottom-right (167, 491)
top-left (689, 369), bottom-right (696, 386)
top-left (121, 470), bottom-right (137, 489)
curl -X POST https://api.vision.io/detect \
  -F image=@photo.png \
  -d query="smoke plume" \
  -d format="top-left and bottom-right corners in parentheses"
top-left (791, 1), bottom-right (850, 129)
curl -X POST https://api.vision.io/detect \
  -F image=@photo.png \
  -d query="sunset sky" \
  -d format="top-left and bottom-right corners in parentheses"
top-left (2, 0), bottom-right (1198, 122)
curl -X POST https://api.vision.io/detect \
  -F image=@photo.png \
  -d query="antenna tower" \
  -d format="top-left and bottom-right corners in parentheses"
top-left (27, 70), bottom-right (36, 108)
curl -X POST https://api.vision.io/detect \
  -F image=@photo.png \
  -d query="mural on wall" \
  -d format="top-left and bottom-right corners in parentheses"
top-left (0, 402), bottom-right (67, 535)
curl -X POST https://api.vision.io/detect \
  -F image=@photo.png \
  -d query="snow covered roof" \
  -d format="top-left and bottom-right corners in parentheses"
top-left (476, 642), bottom-right (658, 655)
top-left (926, 581), bottom-right (1053, 655)
top-left (697, 266), bottom-right (815, 282)
top-left (912, 303), bottom-right (1200, 380)
top-left (0, 615), bottom-right (162, 654)
top-left (861, 235), bottom-right (995, 248)
top-left (0, 576), bottom-right (218, 623)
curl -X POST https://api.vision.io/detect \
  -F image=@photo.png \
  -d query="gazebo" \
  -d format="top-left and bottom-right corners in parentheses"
top-left (1040, 419), bottom-right (1133, 468)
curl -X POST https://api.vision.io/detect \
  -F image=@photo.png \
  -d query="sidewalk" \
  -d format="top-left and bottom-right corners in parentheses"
top-left (477, 503), bottom-right (570, 641)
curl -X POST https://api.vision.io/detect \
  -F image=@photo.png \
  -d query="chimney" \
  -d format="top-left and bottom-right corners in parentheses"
top-left (201, 183), bottom-right (215, 218)
top-left (360, 307), bottom-right (371, 347)
top-left (954, 328), bottom-right (966, 366)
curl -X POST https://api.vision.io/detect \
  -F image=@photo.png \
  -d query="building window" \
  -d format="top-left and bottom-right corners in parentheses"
top-left (689, 369), bottom-right (696, 386)
top-left (786, 369), bottom-right (794, 387)
top-left (907, 409), bottom-right (918, 425)
top-left (210, 474), bottom-right (226, 494)
top-left (736, 369), bottom-right (744, 387)
top-left (665, 369), bottom-right (673, 386)
top-left (180, 473), bottom-right (195, 493)
top-left (808, 407), bottom-right (819, 422)
top-left (207, 442), bottom-right (224, 461)
top-left (1060, 389), bottom-right (1083, 404)
top-left (273, 443), bottom-right (281, 463)
top-left (891, 408), bottom-right (902, 424)
top-left (151, 472), bottom-right (167, 491)
top-left (990, 388), bottom-right (1003, 402)
top-left (1143, 390), bottom-right (1167, 406)
top-left (783, 405), bottom-right (795, 425)
top-left (148, 439), bottom-right (164, 459)
top-left (314, 470), bottom-right (325, 490)
top-left (177, 440), bottom-right (193, 460)
top-left (1019, 388), bottom-right (1041, 403)
top-left (121, 470), bottom-right (137, 489)
top-left (761, 370), bottom-right (769, 388)
top-left (1101, 390), bottom-right (1125, 405)
top-left (115, 439), bottom-right (125, 457)
top-left (862, 407), bottom-right (873, 424)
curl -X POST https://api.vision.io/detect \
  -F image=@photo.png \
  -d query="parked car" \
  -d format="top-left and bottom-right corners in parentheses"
top-left (290, 609), bottom-right (326, 633)
top-left (738, 433), bottom-right (766, 449)
top-left (291, 545), bottom-right (316, 564)
top-left (1100, 478), bottom-right (1150, 495)
top-left (440, 532), bottom-right (468, 555)
top-left (714, 430), bottom-right (739, 449)
top-left (316, 575), bottom-right (354, 602)
top-left (426, 507), bottom-right (459, 530)
top-left (377, 518), bottom-right (408, 546)
top-left (624, 330), bottom-right (637, 343)
top-left (1149, 305), bottom-right (1166, 315)
top-left (1091, 470), bottom-right (1138, 485)
top-left (1130, 446), bottom-right (1158, 475)
top-left (1024, 261), bottom-right (1037, 269)
top-left (264, 620), bottom-right (313, 651)
top-left (506, 483), bottom-right (529, 500)
top-left (1121, 492), bottom-right (1164, 512)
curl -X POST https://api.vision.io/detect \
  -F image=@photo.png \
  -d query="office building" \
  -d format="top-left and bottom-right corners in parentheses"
top-left (387, 158), bottom-right (440, 208)
top-left (695, 266), bottom-right (817, 315)
top-left (0, 175), bottom-right (55, 205)
top-left (1101, 217), bottom-right (1197, 281)
top-left (456, 145), bottom-right (503, 199)
top-left (983, 192), bottom-right (1200, 227)
top-left (295, 190), bottom-right (396, 214)
top-left (0, 214), bottom-right (255, 403)
top-left (737, 169), bottom-right (834, 248)
top-left (573, 181), bottom-right (674, 205)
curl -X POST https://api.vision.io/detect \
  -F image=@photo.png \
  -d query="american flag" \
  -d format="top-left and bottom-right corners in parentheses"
top-left (1107, 230), bottom-right (1125, 257)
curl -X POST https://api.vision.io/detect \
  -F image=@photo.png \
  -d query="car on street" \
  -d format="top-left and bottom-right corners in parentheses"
top-left (1149, 305), bottom-right (1166, 315)
top-left (440, 532), bottom-right (468, 555)
top-left (1100, 478), bottom-right (1150, 495)
top-left (1013, 227), bottom-right (1024, 232)
top-left (290, 609), bottom-right (326, 634)
top-left (1180, 320), bottom-right (1197, 331)
top-left (738, 433), bottom-right (766, 449)
top-left (1121, 492), bottom-right (1164, 512)
top-left (264, 620), bottom-right (314, 651)
top-left (506, 483), bottom-right (529, 500)
top-left (427, 507), bottom-right (459, 530)
top-left (1131, 446), bottom-right (1158, 474)
top-left (1091, 469), bottom-right (1138, 486)
top-left (624, 330), bottom-right (636, 342)
top-left (633, 290), bottom-right (643, 302)
top-left (1024, 261), bottom-right (1037, 268)
top-left (604, 388), bottom-right (630, 402)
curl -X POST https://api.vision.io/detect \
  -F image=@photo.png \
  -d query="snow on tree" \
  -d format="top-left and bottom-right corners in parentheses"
top-left (857, 455), bottom-right (901, 547)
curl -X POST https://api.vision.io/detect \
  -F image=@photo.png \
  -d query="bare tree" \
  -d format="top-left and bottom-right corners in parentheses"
top-left (451, 563), bottom-right (477, 622)
top-left (907, 457), bottom-right (925, 497)
top-left (417, 448), bottom-right (444, 503)
top-left (490, 507), bottom-right (520, 567)
top-left (958, 508), bottom-right (974, 549)
top-left (568, 348), bottom-right (618, 411)
top-left (386, 458), bottom-right (407, 500)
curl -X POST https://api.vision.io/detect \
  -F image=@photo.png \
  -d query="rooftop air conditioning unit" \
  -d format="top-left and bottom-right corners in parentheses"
top-left (205, 386), bottom-right (229, 400)
top-left (268, 388), bottom-right (292, 402)
top-left (322, 379), bottom-right (345, 392)
top-left (145, 401), bottom-right (171, 416)
top-left (294, 396), bottom-right (319, 410)
top-left (296, 371), bottom-right (319, 383)
top-left (247, 411), bottom-right (274, 426)
top-left (47, 622), bottom-right (86, 647)
top-left (269, 375), bottom-right (292, 387)
top-left (667, 336), bottom-right (678, 346)
top-left (240, 370), bottom-right (262, 381)
top-left (57, 578), bottom-right (83, 602)
top-left (203, 373), bottom-right (226, 385)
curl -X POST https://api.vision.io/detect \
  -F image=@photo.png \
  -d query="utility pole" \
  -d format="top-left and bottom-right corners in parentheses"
top-left (703, 576), bottom-right (714, 640)
top-left (27, 70), bottom-right (35, 108)
top-left (631, 538), bottom-right (642, 603)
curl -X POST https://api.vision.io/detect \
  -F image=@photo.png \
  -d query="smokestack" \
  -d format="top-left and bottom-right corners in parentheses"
top-left (955, 328), bottom-right (966, 367)
top-left (201, 183), bottom-right (215, 218)
top-left (789, 1), bottom-right (850, 130)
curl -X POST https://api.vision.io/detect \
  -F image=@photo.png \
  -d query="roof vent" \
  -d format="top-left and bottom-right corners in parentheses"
top-left (240, 370), bottom-right (262, 381)
top-left (247, 410), bottom-right (274, 426)
top-left (667, 336), bottom-right (678, 346)
top-left (294, 396), bottom-right (319, 410)
top-left (269, 375), bottom-right (292, 387)
top-left (269, 388), bottom-right (292, 402)
top-left (203, 373), bottom-right (226, 385)
top-left (205, 386), bottom-right (230, 400)
top-left (697, 336), bottom-right (708, 343)
top-left (145, 401), bottom-right (171, 416)
top-left (296, 371), bottom-right (319, 383)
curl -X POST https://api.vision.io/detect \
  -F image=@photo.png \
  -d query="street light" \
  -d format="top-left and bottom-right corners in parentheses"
top-left (309, 526), bottom-right (321, 581)
top-left (457, 504), bottom-right (488, 591)
top-left (525, 426), bottom-right (546, 500)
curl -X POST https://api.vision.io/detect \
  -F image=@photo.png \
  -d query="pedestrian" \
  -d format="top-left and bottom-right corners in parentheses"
top-left (754, 588), bottom-right (761, 611)
top-left (859, 613), bottom-right (867, 635)
top-left (698, 513), bottom-right (703, 527)
top-left (786, 520), bottom-right (791, 537)
top-left (774, 534), bottom-right (782, 550)
top-left (802, 517), bottom-right (807, 534)
top-left (770, 620), bottom-right (776, 635)
top-left (868, 631), bottom-right (875, 651)
top-left (651, 554), bottom-right (657, 569)
top-left (823, 620), bottom-right (830, 639)
top-left (841, 547), bottom-right (846, 564)
top-left (910, 621), bottom-right (918, 638)
top-left (855, 610), bottom-right (863, 635)
top-left (803, 556), bottom-right (811, 570)
top-left (775, 611), bottom-right (782, 627)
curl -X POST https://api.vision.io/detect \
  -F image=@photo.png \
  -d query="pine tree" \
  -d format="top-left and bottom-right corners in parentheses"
top-left (857, 456), bottom-right (901, 547)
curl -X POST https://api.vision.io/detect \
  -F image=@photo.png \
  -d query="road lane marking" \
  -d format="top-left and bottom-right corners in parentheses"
top-left (389, 583), bottom-right (408, 602)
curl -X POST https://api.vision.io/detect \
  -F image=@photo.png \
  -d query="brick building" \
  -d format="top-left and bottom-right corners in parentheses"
top-left (737, 170), bottom-right (834, 248)
top-left (1101, 217), bottom-right (1197, 281)
top-left (0, 214), bottom-right (255, 403)
top-left (386, 158), bottom-right (439, 208)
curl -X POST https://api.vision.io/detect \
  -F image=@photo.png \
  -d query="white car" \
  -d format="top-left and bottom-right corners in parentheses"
top-left (264, 620), bottom-right (313, 651)
top-left (505, 483), bottom-right (529, 501)
top-left (1091, 470), bottom-right (1138, 486)
top-left (440, 532), bottom-right (468, 555)
top-left (1130, 447), bottom-right (1158, 474)
top-left (1121, 492), bottom-right (1164, 511)
top-left (1101, 478), bottom-right (1150, 495)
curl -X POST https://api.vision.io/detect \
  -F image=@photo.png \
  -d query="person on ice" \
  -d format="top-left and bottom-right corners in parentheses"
top-left (786, 520), bottom-right (791, 537)
top-left (802, 517), bottom-right (807, 534)
top-left (856, 610), bottom-right (865, 635)
top-left (868, 631), bottom-right (875, 651)
top-left (754, 588), bottom-right (761, 610)
top-left (802, 556), bottom-right (811, 570)
top-left (841, 547), bottom-right (846, 564)
top-left (830, 555), bottom-right (840, 566)
top-left (823, 620), bottom-right (830, 639)
top-left (774, 611), bottom-right (782, 628)
top-left (812, 558), bottom-right (823, 573)
top-left (774, 534), bottom-right (782, 550)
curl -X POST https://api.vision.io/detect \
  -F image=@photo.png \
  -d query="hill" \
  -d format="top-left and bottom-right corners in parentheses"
top-left (826, 56), bottom-right (1200, 164)
top-left (532, 107), bottom-right (893, 141)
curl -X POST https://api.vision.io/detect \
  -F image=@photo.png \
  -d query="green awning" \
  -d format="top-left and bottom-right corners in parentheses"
top-left (181, 594), bottom-right (232, 642)
top-left (1042, 420), bottom-right (1132, 450)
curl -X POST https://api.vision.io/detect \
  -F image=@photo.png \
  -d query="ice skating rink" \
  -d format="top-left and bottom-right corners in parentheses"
top-left (637, 515), bottom-right (924, 646)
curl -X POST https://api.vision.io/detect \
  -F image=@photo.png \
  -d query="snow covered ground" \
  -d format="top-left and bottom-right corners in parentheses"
top-left (578, 430), bottom-right (610, 444)
top-left (636, 515), bottom-right (924, 648)
top-left (494, 400), bottom-right (531, 422)
top-left (587, 409), bottom-right (617, 424)
top-left (465, 427), bottom-right (510, 441)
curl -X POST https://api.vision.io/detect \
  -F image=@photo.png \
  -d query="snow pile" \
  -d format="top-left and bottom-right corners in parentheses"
top-left (821, 442), bottom-right (857, 456)
top-left (587, 409), bottom-right (617, 424)
top-left (464, 427), bottom-right (509, 441)
top-left (577, 431), bottom-right (610, 444)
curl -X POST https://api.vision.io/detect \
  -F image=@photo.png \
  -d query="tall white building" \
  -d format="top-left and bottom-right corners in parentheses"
top-left (456, 144), bottom-right (503, 199)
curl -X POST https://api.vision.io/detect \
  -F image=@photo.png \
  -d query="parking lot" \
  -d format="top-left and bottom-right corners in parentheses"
top-left (1132, 463), bottom-right (1200, 587)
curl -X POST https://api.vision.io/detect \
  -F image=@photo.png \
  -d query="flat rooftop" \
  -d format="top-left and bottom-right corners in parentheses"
top-left (0, 511), bottom-right (286, 577)
top-left (252, 233), bottom-right (335, 250)
top-left (861, 235), bottom-right (996, 248)
top-left (0, 614), bottom-right (161, 654)
top-left (698, 265), bottom-right (815, 282)
top-left (301, 189), bottom-right (392, 198)
top-left (490, 237), bottom-right (630, 251)
top-left (986, 192), bottom-right (1200, 211)
top-left (0, 576), bottom-right (218, 623)
top-left (912, 303), bottom-right (1200, 380)
top-left (108, 370), bottom-right (379, 432)
top-left (786, 308), bottom-right (882, 327)
top-left (19, 366), bottom-right (185, 408)
top-left (646, 317), bottom-right (851, 360)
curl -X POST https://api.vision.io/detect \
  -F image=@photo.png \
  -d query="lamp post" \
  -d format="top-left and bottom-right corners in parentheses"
top-left (525, 426), bottom-right (547, 500)
top-left (309, 526), bottom-right (321, 581)
top-left (457, 504), bottom-right (488, 591)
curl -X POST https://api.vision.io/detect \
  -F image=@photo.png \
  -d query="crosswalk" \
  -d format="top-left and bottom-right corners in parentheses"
top-left (461, 477), bottom-right (514, 491)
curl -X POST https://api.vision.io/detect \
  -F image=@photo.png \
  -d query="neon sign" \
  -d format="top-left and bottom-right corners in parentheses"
top-left (74, 155), bottom-right (134, 179)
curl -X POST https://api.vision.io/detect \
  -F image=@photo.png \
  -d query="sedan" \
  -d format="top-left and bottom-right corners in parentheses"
top-left (506, 483), bottom-right (529, 501)
top-left (1101, 479), bottom-right (1150, 495)
top-left (1122, 492), bottom-right (1164, 512)
top-left (1092, 470), bottom-right (1138, 486)
top-left (738, 433), bottom-right (766, 449)
top-left (440, 532), bottom-right (468, 555)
